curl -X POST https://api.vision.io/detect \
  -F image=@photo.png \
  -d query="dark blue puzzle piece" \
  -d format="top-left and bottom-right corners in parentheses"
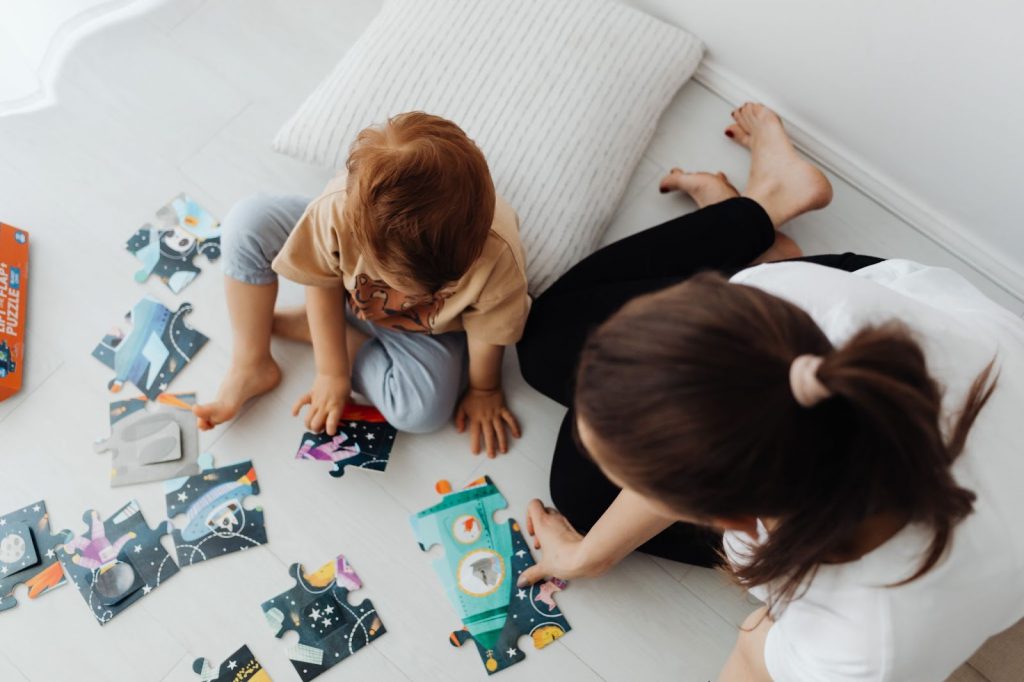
top-left (193, 644), bottom-right (269, 681)
top-left (126, 194), bottom-right (221, 294)
top-left (295, 404), bottom-right (397, 477)
top-left (0, 501), bottom-right (66, 612)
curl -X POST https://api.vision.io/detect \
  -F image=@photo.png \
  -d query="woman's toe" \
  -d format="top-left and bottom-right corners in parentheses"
top-left (725, 124), bottom-right (751, 148)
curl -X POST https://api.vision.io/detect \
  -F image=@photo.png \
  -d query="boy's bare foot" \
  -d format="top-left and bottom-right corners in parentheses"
top-left (272, 306), bottom-right (311, 343)
top-left (658, 168), bottom-right (739, 208)
top-left (727, 103), bottom-right (833, 226)
top-left (193, 358), bottom-right (282, 430)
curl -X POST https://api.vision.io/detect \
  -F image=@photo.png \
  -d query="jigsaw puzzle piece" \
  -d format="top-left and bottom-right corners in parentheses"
top-left (91, 297), bottom-right (208, 399)
top-left (57, 501), bottom-right (179, 625)
top-left (0, 501), bottom-right (67, 612)
top-left (126, 194), bottom-right (221, 294)
top-left (261, 555), bottom-right (385, 681)
top-left (410, 477), bottom-right (571, 674)
top-left (164, 453), bottom-right (267, 566)
top-left (193, 644), bottom-right (270, 682)
top-left (295, 404), bottom-right (397, 477)
top-left (94, 393), bottom-right (200, 486)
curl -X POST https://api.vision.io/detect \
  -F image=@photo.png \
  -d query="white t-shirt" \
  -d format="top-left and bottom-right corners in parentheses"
top-left (725, 259), bottom-right (1024, 682)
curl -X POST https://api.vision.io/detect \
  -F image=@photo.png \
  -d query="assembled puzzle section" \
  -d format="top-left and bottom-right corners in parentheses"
top-left (165, 453), bottom-right (267, 566)
top-left (92, 296), bottom-right (208, 399)
top-left (261, 555), bottom-right (385, 681)
top-left (410, 477), bottom-right (571, 675)
top-left (95, 392), bottom-right (201, 486)
top-left (0, 223), bottom-right (28, 402)
top-left (296, 403), bottom-right (397, 477)
top-left (126, 193), bottom-right (221, 294)
top-left (57, 500), bottom-right (179, 624)
top-left (0, 501), bottom-right (66, 612)
top-left (193, 644), bottom-right (270, 682)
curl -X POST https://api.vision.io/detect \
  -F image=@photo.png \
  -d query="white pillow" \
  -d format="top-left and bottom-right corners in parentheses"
top-left (273, 0), bottom-right (703, 293)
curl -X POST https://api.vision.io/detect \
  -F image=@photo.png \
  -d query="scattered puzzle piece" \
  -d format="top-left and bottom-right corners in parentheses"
top-left (0, 501), bottom-right (66, 612)
top-left (57, 500), bottom-right (179, 624)
top-left (126, 194), bottom-right (221, 294)
top-left (94, 392), bottom-right (201, 486)
top-left (410, 477), bottom-right (571, 674)
top-left (91, 296), bottom-right (208, 399)
top-left (261, 555), bottom-right (385, 681)
top-left (193, 644), bottom-right (270, 682)
top-left (165, 453), bottom-right (267, 566)
top-left (296, 404), bottom-right (397, 477)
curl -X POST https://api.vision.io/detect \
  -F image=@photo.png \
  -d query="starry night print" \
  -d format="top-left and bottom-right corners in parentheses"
top-left (0, 501), bottom-right (66, 612)
top-left (296, 403), bottom-right (397, 477)
top-left (193, 644), bottom-right (269, 682)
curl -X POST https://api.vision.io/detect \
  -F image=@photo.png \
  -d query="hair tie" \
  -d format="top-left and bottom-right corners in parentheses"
top-left (790, 354), bottom-right (831, 407)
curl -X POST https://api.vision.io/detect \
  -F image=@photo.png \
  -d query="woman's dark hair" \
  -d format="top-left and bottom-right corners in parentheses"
top-left (575, 273), bottom-right (997, 611)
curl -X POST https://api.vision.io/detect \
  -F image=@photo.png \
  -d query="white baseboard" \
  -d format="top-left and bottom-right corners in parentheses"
top-left (694, 60), bottom-right (1024, 304)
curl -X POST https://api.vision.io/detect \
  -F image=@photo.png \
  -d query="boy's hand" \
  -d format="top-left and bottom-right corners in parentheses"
top-left (455, 387), bottom-right (521, 457)
top-left (292, 372), bottom-right (351, 436)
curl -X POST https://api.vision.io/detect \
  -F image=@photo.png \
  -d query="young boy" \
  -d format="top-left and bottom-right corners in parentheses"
top-left (193, 112), bottom-right (528, 456)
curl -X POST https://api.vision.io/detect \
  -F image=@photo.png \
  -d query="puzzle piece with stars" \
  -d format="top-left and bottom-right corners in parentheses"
top-left (295, 403), bottom-right (397, 477)
top-left (126, 193), bottom-right (221, 294)
top-left (261, 555), bottom-right (385, 681)
top-left (165, 453), bottom-right (267, 566)
top-left (410, 477), bottom-right (571, 675)
top-left (0, 501), bottom-right (66, 612)
top-left (57, 500), bottom-right (179, 625)
top-left (94, 392), bottom-right (200, 487)
top-left (193, 644), bottom-right (270, 682)
top-left (92, 296), bottom-right (208, 400)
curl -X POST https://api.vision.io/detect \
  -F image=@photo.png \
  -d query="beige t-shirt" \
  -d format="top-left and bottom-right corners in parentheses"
top-left (272, 174), bottom-right (529, 346)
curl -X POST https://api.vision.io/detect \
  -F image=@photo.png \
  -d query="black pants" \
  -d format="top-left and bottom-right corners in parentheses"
top-left (516, 197), bottom-right (882, 567)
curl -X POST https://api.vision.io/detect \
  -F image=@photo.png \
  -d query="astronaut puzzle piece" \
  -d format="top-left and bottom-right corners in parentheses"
top-left (410, 477), bottom-right (571, 675)
top-left (57, 500), bottom-right (179, 625)
top-left (261, 555), bottom-right (385, 681)
top-left (0, 501), bottom-right (67, 612)
top-left (193, 644), bottom-right (271, 682)
top-left (295, 403), bottom-right (397, 477)
top-left (92, 296), bottom-right (208, 400)
top-left (165, 453), bottom-right (267, 566)
top-left (95, 392), bottom-right (200, 487)
top-left (126, 193), bottom-right (221, 294)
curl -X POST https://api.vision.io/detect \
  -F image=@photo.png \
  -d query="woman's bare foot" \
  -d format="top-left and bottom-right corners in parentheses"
top-left (726, 103), bottom-right (833, 226)
top-left (272, 306), bottom-right (311, 343)
top-left (658, 168), bottom-right (739, 208)
top-left (193, 358), bottom-right (282, 430)
top-left (752, 232), bottom-right (803, 264)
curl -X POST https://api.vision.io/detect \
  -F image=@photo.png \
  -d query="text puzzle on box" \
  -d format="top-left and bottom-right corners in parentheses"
top-left (0, 223), bottom-right (28, 402)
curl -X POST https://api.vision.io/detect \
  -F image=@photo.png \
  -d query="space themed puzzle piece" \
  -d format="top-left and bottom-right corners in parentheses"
top-left (295, 403), bottom-right (397, 477)
top-left (126, 193), bottom-right (221, 294)
top-left (0, 501), bottom-right (67, 613)
top-left (193, 644), bottom-right (270, 682)
top-left (94, 392), bottom-right (200, 487)
top-left (261, 554), bottom-right (385, 681)
top-left (91, 296), bottom-right (208, 400)
top-left (165, 453), bottom-right (267, 566)
top-left (57, 500), bottom-right (179, 625)
top-left (410, 477), bottom-right (571, 675)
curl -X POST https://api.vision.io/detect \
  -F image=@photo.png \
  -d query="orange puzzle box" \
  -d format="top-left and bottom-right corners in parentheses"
top-left (0, 223), bottom-right (29, 401)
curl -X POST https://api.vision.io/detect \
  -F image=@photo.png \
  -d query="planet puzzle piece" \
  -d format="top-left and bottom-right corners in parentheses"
top-left (193, 644), bottom-right (270, 682)
top-left (0, 501), bottom-right (66, 612)
top-left (295, 403), bottom-right (397, 477)
top-left (410, 476), bottom-right (571, 675)
top-left (126, 193), bottom-right (221, 294)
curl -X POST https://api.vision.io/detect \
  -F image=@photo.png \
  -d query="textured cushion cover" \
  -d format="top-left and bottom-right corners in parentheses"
top-left (273, 0), bottom-right (703, 293)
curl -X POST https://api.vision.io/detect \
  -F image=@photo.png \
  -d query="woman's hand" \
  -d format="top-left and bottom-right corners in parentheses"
top-left (455, 387), bottom-right (521, 457)
top-left (292, 372), bottom-right (351, 435)
top-left (517, 499), bottom-right (597, 587)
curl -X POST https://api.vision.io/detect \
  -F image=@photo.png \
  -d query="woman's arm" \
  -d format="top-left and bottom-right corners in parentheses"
top-left (517, 489), bottom-right (674, 585)
top-left (719, 606), bottom-right (774, 682)
top-left (291, 284), bottom-right (351, 435)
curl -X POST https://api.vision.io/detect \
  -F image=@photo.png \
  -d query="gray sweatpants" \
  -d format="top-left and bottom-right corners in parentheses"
top-left (220, 193), bottom-right (467, 433)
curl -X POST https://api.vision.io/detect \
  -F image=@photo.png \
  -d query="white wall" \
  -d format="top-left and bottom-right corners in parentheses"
top-left (623, 0), bottom-right (1024, 299)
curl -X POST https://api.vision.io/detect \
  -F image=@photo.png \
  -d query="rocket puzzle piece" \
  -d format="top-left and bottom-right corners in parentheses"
top-left (94, 392), bottom-right (200, 487)
top-left (295, 403), bottom-right (397, 477)
top-left (165, 453), bottom-right (267, 566)
top-left (0, 501), bottom-right (66, 612)
top-left (193, 644), bottom-right (270, 682)
top-left (57, 500), bottom-right (179, 625)
top-left (126, 193), bottom-right (221, 294)
top-left (410, 477), bottom-right (571, 675)
top-left (92, 296), bottom-right (208, 400)
top-left (261, 555), bottom-right (385, 681)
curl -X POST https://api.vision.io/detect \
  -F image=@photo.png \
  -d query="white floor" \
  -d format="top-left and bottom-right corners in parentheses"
top-left (0, 2), bottom-right (1021, 681)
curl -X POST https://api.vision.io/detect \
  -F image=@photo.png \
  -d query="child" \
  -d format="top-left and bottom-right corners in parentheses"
top-left (193, 112), bottom-right (528, 456)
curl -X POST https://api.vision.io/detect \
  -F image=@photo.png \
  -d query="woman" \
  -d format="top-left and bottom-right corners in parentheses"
top-left (516, 104), bottom-right (1024, 680)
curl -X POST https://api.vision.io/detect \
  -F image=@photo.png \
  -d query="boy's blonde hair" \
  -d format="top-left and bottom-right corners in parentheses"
top-left (344, 112), bottom-right (496, 293)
